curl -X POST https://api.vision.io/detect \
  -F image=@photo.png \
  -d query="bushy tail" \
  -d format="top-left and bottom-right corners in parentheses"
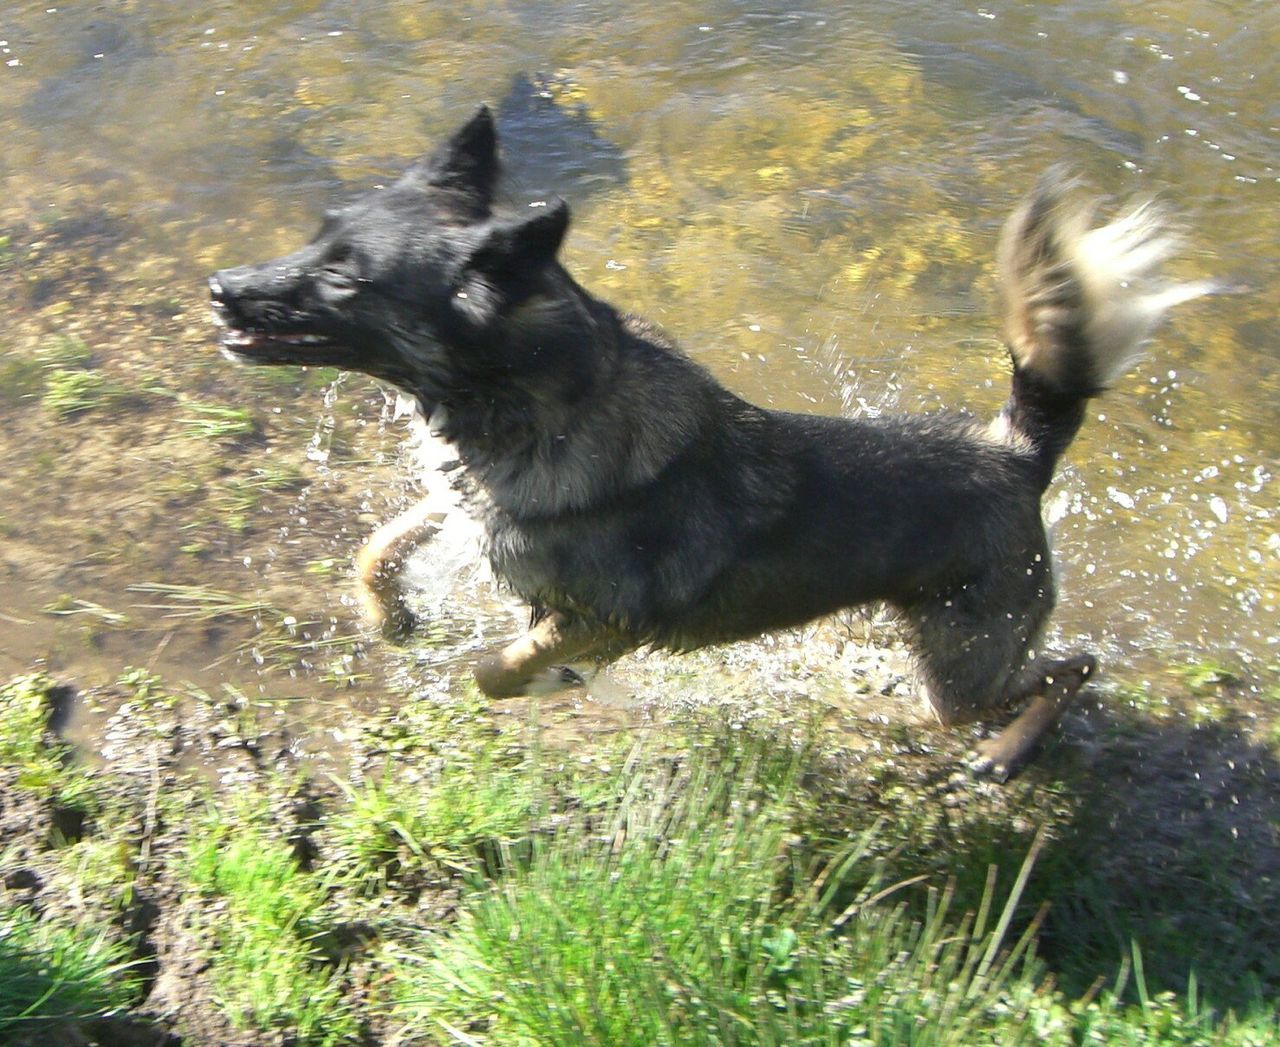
top-left (993, 170), bottom-right (1213, 486)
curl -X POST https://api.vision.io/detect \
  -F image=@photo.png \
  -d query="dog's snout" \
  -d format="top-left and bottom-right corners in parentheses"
top-left (208, 265), bottom-right (261, 301)
top-left (208, 269), bottom-right (252, 329)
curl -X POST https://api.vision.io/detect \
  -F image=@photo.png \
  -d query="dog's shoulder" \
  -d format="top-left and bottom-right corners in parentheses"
top-left (620, 312), bottom-right (683, 354)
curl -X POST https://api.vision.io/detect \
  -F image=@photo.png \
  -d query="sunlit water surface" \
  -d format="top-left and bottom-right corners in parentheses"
top-left (1, 0), bottom-right (1276, 746)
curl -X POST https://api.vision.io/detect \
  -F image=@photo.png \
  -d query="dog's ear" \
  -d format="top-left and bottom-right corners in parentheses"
top-left (408, 105), bottom-right (498, 210)
top-left (470, 199), bottom-right (570, 276)
top-left (453, 200), bottom-right (570, 323)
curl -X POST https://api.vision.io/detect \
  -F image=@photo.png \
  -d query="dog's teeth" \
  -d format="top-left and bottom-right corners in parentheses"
top-left (220, 329), bottom-right (327, 348)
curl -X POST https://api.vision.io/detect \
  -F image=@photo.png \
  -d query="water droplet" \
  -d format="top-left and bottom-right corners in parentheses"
top-left (1107, 487), bottom-right (1136, 510)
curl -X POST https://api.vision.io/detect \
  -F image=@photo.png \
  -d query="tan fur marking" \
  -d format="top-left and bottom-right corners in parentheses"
top-left (473, 614), bottom-right (626, 699)
top-left (355, 498), bottom-right (446, 638)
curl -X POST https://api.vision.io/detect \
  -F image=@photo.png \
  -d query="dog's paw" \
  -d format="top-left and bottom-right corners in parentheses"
top-left (965, 740), bottom-right (1017, 783)
top-left (524, 665), bottom-right (588, 695)
top-left (966, 652), bottom-right (1098, 781)
top-left (365, 602), bottom-right (418, 643)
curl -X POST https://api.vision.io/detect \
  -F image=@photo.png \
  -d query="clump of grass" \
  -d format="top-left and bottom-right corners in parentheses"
top-left (37, 334), bottom-right (94, 369)
top-left (41, 368), bottom-right (120, 416)
top-left (1177, 657), bottom-right (1242, 695)
top-left (330, 753), bottom-right (545, 885)
top-left (43, 594), bottom-right (130, 626)
top-left (178, 401), bottom-right (259, 440)
top-left (128, 581), bottom-right (358, 675)
top-left (211, 466), bottom-right (306, 532)
top-left (390, 754), bottom-right (1060, 1045)
top-left (0, 907), bottom-right (139, 1037)
top-left (389, 740), bottom-right (1278, 1046)
top-left (127, 580), bottom-right (280, 624)
top-left (1064, 945), bottom-right (1278, 1044)
top-left (0, 350), bottom-right (45, 403)
top-left (0, 673), bottom-right (97, 813)
top-left (22, 334), bottom-right (136, 417)
top-left (185, 807), bottom-right (358, 1045)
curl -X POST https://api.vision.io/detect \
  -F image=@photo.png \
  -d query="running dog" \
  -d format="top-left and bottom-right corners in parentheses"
top-left (209, 106), bottom-right (1209, 778)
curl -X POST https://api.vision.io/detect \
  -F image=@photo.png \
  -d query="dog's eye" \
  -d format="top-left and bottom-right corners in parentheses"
top-left (320, 245), bottom-right (361, 291)
top-left (324, 242), bottom-right (356, 272)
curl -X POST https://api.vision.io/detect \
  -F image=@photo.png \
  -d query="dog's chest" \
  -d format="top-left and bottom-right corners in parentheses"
top-left (402, 403), bottom-right (540, 582)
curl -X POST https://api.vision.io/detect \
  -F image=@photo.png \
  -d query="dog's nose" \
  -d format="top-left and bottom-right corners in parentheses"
top-left (208, 273), bottom-right (227, 301)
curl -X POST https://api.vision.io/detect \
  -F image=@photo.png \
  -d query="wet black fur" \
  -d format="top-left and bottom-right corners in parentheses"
top-left (210, 107), bottom-right (1088, 722)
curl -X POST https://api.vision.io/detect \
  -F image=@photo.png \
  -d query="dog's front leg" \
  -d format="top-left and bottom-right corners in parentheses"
top-left (355, 498), bottom-right (445, 639)
top-left (473, 613), bottom-right (626, 699)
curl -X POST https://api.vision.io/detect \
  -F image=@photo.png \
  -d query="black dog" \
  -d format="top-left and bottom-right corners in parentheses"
top-left (210, 107), bottom-right (1208, 778)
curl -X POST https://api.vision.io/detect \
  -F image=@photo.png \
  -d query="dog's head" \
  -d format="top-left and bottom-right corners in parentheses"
top-left (209, 106), bottom-right (571, 399)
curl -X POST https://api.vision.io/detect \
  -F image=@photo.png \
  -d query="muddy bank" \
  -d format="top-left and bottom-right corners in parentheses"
top-left (3, 651), bottom-right (1278, 1042)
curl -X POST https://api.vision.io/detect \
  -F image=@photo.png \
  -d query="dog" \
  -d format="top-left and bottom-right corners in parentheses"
top-left (209, 106), bottom-right (1209, 779)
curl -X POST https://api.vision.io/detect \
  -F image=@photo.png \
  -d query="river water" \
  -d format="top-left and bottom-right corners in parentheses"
top-left (1, 1), bottom-right (1276, 727)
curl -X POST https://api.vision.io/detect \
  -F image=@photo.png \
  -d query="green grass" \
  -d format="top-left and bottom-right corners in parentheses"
top-left (1026, 796), bottom-right (1279, 1016)
top-left (0, 673), bottom-right (98, 814)
top-left (3, 665), bottom-right (1276, 1044)
top-left (41, 368), bottom-right (120, 416)
top-left (127, 580), bottom-right (286, 625)
top-left (37, 334), bottom-right (95, 369)
top-left (43, 594), bottom-right (131, 627)
top-left (1176, 657), bottom-right (1242, 695)
top-left (0, 907), bottom-right (139, 1037)
top-left (329, 754), bottom-right (547, 886)
top-left (210, 465), bottom-right (306, 532)
top-left (387, 744), bottom-right (1277, 1046)
top-left (0, 351), bottom-right (45, 403)
top-left (27, 334), bottom-right (136, 417)
top-left (0, 334), bottom-right (127, 414)
top-left (178, 401), bottom-right (259, 440)
top-left (126, 581), bottom-right (349, 672)
top-left (391, 755), bottom-right (1045, 1045)
top-left (325, 689), bottom-right (624, 890)
top-left (185, 806), bottom-right (359, 1045)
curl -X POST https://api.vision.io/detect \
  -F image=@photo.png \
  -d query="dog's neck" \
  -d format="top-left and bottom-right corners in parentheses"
top-left (421, 275), bottom-right (709, 521)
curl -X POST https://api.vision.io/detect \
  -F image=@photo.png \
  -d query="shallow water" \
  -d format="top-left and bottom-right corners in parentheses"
top-left (1, 0), bottom-right (1276, 727)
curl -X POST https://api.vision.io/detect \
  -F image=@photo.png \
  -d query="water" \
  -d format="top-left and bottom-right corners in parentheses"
top-left (1, 0), bottom-right (1276, 721)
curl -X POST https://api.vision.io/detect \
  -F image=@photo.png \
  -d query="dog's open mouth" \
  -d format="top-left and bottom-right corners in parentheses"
top-left (210, 303), bottom-right (344, 368)
top-left (208, 274), bottom-right (351, 367)
top-left (218, 324), bottom-right (336, 361)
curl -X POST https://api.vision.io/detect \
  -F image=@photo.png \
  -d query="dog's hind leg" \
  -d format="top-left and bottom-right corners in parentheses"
top-left (910, 594), bottom-right (1050, 728)
top-left (907, 549), bottom-right (1092, 777)
top-left (910, 590), bottom-right (1095, 779)
top-left (966, 654), bottom-right (1096, 781)
top-left (355, 497), bottom-right (444, 639)
top-left (473, 613), bottom-right (629, 699)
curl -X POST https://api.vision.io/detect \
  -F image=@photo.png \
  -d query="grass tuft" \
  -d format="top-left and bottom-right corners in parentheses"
top-left (32, 334), bottom-right (134, 416)
top-left (178, 401), bottom-right (259, 440)
top-left (0, 907), bottom-right (139, 1036)
top-left (185, 806), bottom-right (359, 1045)
top-left (329, 754), bottom-right (545, 886)
top-left (391, 755), bottom-right (1057, 1045)
top-left (0, 673), bottom-right (98, 813)
top-left (386, 742), bottom-right (1279, 1045)
top-left (41, 368), bottom-right (117, 416)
